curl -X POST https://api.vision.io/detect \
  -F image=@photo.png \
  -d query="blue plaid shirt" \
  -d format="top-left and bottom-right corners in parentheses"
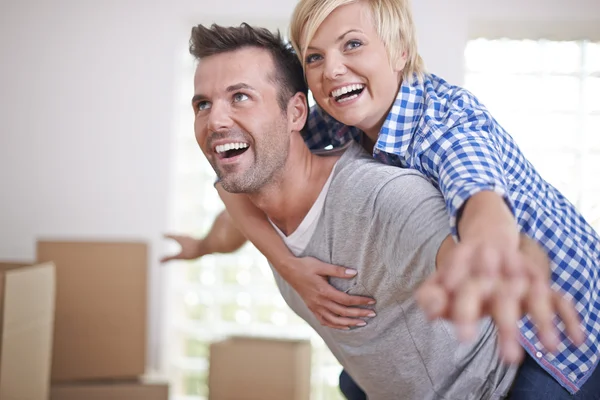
top-left (303, 73), bottom-right (600, 393)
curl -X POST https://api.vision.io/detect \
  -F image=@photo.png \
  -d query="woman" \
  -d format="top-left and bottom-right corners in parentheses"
top-left (286, 0), bottom-right (600, 398)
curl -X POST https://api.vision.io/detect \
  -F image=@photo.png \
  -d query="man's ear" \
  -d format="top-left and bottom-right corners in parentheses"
top-left (287, 92), bottom-right (309, 132)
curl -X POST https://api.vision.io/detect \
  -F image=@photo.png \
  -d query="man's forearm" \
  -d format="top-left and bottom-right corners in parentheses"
top-left (216, 184), bottom-right (296, 276)
top-left (457, 190), bottom-right (519, 244)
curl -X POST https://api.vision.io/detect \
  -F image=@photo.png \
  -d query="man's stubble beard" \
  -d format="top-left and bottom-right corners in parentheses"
top-left (219, 123), bottom-right (290, 194)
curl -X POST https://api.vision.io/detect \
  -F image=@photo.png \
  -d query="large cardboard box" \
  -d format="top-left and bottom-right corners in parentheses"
top-left (0, 261), bottom-right (56, 400)
top-left (209, 336), bottom-right (311, 400)
top-left (36, 240), bottom-right (148, 382)
top-left (50, 380), bottom-right (169, 400)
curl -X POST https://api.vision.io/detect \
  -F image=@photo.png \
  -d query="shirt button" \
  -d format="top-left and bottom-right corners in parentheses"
top-left (535, 351), bottom-right (543, 358)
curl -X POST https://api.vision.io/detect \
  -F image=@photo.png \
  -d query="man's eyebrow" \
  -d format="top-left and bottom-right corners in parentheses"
top-left (226, 82), bottom-right (255, 92)
top-left (191, 94), bottom-right (206, 105)
top-left (306, 29), bottom-right (363, 51)
top-left (191, 83), bottom-right (256, 105)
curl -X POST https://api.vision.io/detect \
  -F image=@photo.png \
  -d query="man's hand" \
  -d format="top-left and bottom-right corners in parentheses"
top-left (161, 210), bottom-right (247, 263)
top-left (280, 256), bottom-right (376, 330)
top-left (161, 234), bottom-right (207, 263)
top-left (416, 233), bottom-right (584, 363)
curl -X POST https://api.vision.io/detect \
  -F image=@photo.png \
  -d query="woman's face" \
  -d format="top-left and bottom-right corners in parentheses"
top-left (303, 1), bottom-right (406, 138)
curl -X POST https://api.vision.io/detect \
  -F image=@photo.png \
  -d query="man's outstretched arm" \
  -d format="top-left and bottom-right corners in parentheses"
top-left (417, 232), bottom-right (583, 363)
top-left (161, 209), bottom-right (247, 263)
top-left (371, 171), bottom-right (582, 364)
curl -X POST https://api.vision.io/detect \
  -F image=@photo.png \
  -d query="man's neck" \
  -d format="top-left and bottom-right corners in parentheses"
top-left (249, 139), bottom-right (340, 236)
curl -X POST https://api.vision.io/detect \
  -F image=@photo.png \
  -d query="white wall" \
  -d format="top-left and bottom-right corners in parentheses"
top-left (1, 0), bottom-right (598, 373)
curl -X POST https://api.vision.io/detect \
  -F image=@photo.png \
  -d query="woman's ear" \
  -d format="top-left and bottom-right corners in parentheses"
top-left (287, 92), bottom-right (309, 132)
top-left (393, 51), bottom-right (408, 73)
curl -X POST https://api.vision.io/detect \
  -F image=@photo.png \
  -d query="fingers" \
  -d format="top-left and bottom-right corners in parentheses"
top-left (437, 244), bottom-right (473, 291)
top-left (416, 276), bottom-right (449, 319)
top-left (518, 241), bottom-right (578, 351)
top-left (314, 311), bottom-right (352, 330)
top-left (451, 279), bottom-right (486, 341)
top-left (422, 234), bottom-right (584, 362)
top-left (307, 262), bottom-right (374, 307)
top-left (524, 280), bottom-right (559, 352)
top-left (326, 300), bottom-right (376, 319)
top-left (313, 308), bottom-right (371, 329)
top-left (161, 234), bottom-right (185, 263)
top-left (553, 292), bottom-right (585, 346)
top-left (163, 233), bottom-right (185, 243)
top-left (438, 244), bottom-right (502, 297)
top-left (518, 233), bottom-right (550, 280)
top-left (311, 301), bottom-right (374, 330)
top-left (329, 289), bottom-right (375, 307)
top-left (160, 252), bottom-right (183, 263)
top-left (306, 270), bottom-right (375, 328)
top-left (318, 264), bottom-right (359, 279)
top-left (491, 282), bottom-right (523, 364)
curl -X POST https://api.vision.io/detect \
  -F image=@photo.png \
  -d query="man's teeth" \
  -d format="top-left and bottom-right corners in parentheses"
top-left (215, 143), bottom-right (249, 153)
top-left (331, 84), bottom-right (365, 98)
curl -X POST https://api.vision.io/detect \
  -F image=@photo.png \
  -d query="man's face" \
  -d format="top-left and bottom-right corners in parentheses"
top-left (192, 47), bottom-right (290, 193)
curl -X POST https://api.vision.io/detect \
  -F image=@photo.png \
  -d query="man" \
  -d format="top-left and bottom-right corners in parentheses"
top-left (179, 22), bottom-right (583, 399)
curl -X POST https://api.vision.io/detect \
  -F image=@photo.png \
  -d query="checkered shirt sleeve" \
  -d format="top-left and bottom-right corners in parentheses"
top-left (303, 104), bottom-right (361, 150)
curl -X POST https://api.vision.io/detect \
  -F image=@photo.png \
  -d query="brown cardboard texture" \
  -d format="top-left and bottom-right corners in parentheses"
top-left (209, 336), bottom-right (311, 400)
top-left (0, 262), bottom-right (56, 400)
top-left (50, 380), bottom-right (169, 400)
top-left (36, 240), bottom-right (148, 382)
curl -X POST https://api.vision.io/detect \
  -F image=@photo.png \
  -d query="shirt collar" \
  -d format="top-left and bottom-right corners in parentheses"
top-left (374, 75), bottom-right (425, 156)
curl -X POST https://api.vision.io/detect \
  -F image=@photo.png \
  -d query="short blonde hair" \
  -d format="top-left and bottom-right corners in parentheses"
top-left (289, 0), bottom-right (425, 83)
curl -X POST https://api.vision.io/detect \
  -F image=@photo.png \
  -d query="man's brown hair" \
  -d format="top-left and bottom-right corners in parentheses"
top-left (190, 23), bottom-right (308, 112)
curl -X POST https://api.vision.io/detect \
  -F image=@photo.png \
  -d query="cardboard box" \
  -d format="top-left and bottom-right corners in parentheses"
top-left (209, 336), bottom-right (311, 400)
top-left (0, 261), bottom-right (56, 400)
top-left (50, 380), bottom-right (169, 400)
top-left (36, 240), bottom-right (148, 382)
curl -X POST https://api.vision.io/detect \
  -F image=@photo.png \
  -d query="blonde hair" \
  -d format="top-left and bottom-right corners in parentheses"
top-left (289, 0), bottom-right (425, 83)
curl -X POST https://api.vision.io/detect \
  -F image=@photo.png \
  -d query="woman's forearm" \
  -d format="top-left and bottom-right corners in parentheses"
top-left (216, 184), bottom-right (296, 276)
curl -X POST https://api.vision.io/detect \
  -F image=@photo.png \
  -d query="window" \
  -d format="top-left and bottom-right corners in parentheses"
top-left (464, 38), bottom-right (600, 231)
top-left (165, 43), bottom-right (344, 400)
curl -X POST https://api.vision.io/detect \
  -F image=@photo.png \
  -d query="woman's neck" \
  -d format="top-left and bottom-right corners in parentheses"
top-left (360, 77), bottom-right (403, 143)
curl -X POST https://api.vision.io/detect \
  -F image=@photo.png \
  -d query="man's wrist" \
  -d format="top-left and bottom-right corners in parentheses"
top-left (195, 238), bottom-right (212, 258)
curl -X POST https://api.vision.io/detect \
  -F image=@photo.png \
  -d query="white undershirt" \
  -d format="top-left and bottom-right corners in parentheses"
top-left (269, 162), bottom-right (338, 256)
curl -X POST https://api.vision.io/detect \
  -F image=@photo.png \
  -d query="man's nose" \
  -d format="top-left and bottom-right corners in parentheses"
top-left (207, 101), bottom-right (233, 132)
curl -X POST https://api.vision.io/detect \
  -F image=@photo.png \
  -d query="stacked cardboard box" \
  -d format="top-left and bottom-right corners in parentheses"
top-left (5, 240), bottom-right (312, 399)
top-left (209, 336), bottom-right (312, 400)
top-left (35, 240), bottom-right (169, 400)
top-left (50, 379), bottom-right (169, 400)
top-left (0, 261), bottom-right (56, 400)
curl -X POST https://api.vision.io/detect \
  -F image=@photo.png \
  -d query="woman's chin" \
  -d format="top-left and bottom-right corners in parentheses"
top-left (331, 110), bottom-right (364, 127)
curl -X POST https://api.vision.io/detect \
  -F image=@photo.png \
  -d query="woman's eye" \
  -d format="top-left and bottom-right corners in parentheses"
top-left (345, 40), bottom-right (362, 50)
top-left (305, 53), bottom-right (322, 64)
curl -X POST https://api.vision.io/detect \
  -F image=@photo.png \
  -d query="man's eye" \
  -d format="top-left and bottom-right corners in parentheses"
top-left (305, 53), bottom-right (322, 64)
top-left (233, 93), bottom-right (249, 102)
top-left (197, 101), bottom-right (211, 111)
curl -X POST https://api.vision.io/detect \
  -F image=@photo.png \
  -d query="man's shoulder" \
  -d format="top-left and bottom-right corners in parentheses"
top-left (334, 141), bottom-right (428, 183)
top-left (325, 142), bottom-right (439, 212)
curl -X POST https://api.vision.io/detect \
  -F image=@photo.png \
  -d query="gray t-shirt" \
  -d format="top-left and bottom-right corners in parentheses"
top-left (271, 142), bottom-right (517, 400)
